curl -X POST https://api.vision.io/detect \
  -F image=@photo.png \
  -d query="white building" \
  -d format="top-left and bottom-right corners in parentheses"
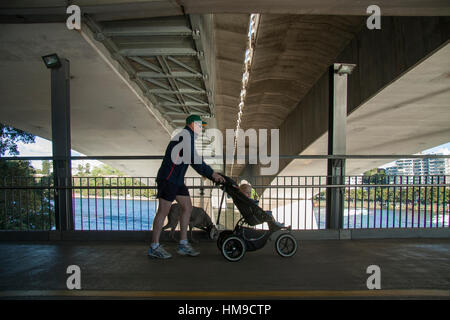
top-left (384, 150), bottom-right (450, 183)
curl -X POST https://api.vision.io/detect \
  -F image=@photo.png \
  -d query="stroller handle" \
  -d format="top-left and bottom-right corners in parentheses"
top-left (214, 173), bottom-right (239, 226)
top-left (215, 173), bottom-right (238, 188)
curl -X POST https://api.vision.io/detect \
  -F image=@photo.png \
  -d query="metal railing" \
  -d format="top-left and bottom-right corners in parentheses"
top-left (1, 175), bottom-right (448, 231)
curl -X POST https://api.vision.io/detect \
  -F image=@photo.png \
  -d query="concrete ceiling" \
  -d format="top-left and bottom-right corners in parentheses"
top-left (0, 23), bottom-right (171, 176)
top-left (1, 1), bottom-right (449, 179)
top-left (229, 14), bottom-right (364, 175)
top-left (0, 10), bottom-right (251, 177)
top-left (2, 0), bottom-right (450, 17)
top-left (0, 13), bottom-right (249, 177)
top-left (214, 14), bottom-right (249, 135)
top-left (181, 0), bottom-right (450, 16)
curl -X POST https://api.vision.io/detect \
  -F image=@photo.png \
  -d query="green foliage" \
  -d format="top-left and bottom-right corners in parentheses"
top-left (0, 124), bottom-right (35, 156)
top-left (0, 124), bottom-right (54, 230)
top-left (41, 160), bottom-right (51, 175)
top-left (314, 180), bottom-right (449, 212)
top-left (0, 153), bottom-right (52, 230)
top-left (0, 174), bottom-right (55, 230)
top-left (363, 168), bottom-right (387, 184)
top-left (73, 164), bottom-right (156, 199)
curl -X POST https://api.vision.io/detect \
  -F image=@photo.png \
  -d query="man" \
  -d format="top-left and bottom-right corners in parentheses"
top-left (148, 115), bottom-right (225, 259)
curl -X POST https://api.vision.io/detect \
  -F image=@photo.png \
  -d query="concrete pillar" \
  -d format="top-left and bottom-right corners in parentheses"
top-left (51, 58), bottom-right (74, 231)
top-left (326, 63), bottom-right (355, 229)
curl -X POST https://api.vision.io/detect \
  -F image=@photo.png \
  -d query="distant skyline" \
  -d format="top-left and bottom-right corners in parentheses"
top-left (6, 136), bottom-right (450, 172)
top-left (379, 143), bottom-right (450, 169)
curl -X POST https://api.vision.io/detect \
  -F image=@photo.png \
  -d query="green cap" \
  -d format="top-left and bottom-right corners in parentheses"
top-left (186, 115), bottom-right (207, 125)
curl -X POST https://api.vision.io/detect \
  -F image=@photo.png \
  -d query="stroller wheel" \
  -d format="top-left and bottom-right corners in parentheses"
top-left (275, 233), bottom-right (297, 257)
top-left (221, 235), bottom-right (246, 262)
top-left (217, 230), bottom-right (233, 251)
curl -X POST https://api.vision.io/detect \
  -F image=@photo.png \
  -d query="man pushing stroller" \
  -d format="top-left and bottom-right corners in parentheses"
top-left (148, 115), bottom-right (225, 259)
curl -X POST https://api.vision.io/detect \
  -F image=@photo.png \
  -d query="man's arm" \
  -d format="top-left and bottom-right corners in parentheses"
top-left (191, 161), bottom-right (225, 183)
top-left (191, 159), bottom-right (214, 180)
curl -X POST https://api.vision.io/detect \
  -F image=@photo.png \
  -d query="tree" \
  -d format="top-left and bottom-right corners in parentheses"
top-left (0, 123), bottom-right (54, 230)
top-left (0, 124), bottom-right (35, 156)
top-left (76, 164), bottom-right (84, 175)
top-left (363, 168), bottom-right (386, 184)
top-left (42, 160), bottom-right (51, 175)
top-left (72, 164), bottom-right (156, 199)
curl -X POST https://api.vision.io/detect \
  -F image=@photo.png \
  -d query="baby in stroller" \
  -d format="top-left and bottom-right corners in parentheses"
top-left (238, 183), bottom-right (284, 228)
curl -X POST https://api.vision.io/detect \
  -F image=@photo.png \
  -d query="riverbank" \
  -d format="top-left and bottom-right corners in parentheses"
top-left (313, 201), bottom-right (448, 212)
top-left (72, 193), bottom-right (156, 201)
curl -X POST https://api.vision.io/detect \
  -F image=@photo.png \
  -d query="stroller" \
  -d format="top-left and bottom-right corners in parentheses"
top-left (215, 174), bottom-right (298, 262)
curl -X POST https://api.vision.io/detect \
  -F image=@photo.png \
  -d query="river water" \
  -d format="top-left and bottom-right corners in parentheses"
top-left (72, 197), bottom-right (449, 230)
top-left (73, 197), bottom-right (157, 230)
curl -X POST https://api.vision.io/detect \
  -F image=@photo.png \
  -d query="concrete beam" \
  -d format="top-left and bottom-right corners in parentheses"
top-left (148, 89), bottom-right (206, 95)
top-left (119, 48), bottom-right (197, 57)
top-left (101, 16), bottom-right (192, 37)
top-left (0, 1), bottom-right (183, 22)
top-left (137, 71), bottom-right (202, 78)
top-left (3, 0), bottom-right (450, 22)
top-left (189, 14), bottom-right (217, 116)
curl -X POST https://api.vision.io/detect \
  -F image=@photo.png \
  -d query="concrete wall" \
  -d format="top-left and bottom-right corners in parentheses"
top-left (343, 16), bottom-right (450, 115)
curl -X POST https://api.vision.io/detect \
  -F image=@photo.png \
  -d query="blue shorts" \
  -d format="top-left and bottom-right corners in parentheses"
top-left (156, 179), bottom-right (190, 202)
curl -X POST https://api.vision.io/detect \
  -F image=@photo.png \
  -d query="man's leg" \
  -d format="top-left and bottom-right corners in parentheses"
top-left (151, 197), bottom-right (173, 244)
top-left (175, 195), bottom-right (192, 242)
top-left (175, 195), bottom-right (199, 256)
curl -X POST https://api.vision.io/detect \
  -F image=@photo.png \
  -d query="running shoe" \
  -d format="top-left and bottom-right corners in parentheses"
top-left (148, 245), bottom-right (172, 259)
top-left (177, 243), bottom-right (200, 257)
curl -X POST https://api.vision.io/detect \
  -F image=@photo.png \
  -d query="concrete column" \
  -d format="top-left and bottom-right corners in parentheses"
top-left (51, 58), bottom-right (74, 231)
top-left (326, 63), bottom-right (355, 229)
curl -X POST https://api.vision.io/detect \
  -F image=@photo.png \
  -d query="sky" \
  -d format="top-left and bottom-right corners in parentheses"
top-left (379, 142), bottom-right (450, 168)
top-left (6, 136), bottom-right (450, 172)
top-left (6, 136), bottom-right (104, 172)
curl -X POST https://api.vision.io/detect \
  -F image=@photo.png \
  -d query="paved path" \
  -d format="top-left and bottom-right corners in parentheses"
top-left (0, 238), bottom-right (449, 299)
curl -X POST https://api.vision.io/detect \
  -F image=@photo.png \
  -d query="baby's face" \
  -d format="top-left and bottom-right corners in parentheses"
top-left (242, 190), bottom-right (251, 198)
top-left (240, 187), bottom-right (251, 198)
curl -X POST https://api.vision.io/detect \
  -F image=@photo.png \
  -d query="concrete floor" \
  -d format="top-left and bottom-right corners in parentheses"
top-left (0, 238), bottom-right (449, 299)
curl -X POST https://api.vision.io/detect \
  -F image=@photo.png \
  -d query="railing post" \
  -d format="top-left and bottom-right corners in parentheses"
top-left (326, 63), bottom-right (355, 230)
top-left (50, 58), bottom-right (74, 231)
top-left (200, 177), bottom-right (205, 210)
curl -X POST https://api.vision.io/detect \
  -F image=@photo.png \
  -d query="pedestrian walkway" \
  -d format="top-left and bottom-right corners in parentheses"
top-left (0, 238), bottom-right (449, 299)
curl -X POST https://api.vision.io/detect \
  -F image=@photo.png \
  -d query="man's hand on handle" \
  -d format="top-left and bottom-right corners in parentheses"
top-left (211, 172), bottom-right (226, 184)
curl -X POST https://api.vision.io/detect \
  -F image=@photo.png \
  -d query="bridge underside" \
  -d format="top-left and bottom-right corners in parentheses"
top-left (279, 41), bottom-right (450, 178)
top-left (239, 16), bottom-right (450, 179)
top-left (0, 2), bottom-right (449, 179)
